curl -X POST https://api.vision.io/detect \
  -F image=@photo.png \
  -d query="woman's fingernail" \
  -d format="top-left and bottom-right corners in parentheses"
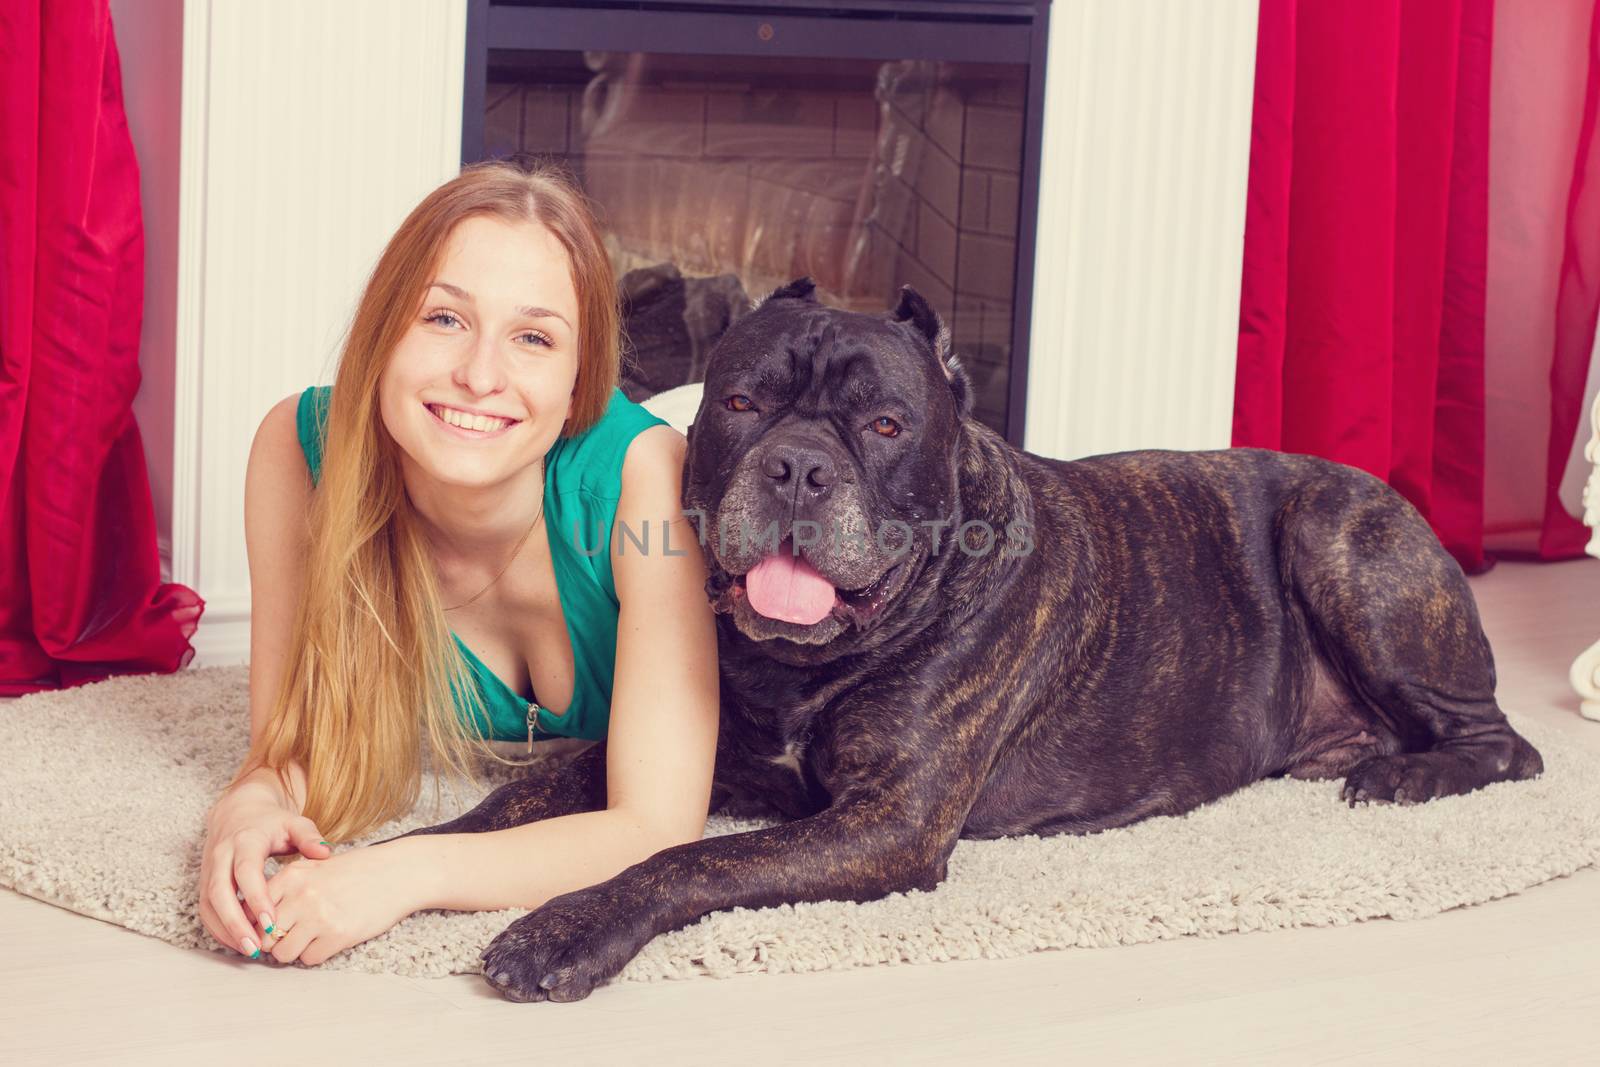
top-left (259, 914), bottom-right (275, 934)
top-left (242, 937), bottom-right (260, 959)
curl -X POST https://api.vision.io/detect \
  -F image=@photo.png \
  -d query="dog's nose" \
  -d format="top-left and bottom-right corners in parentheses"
top-left (762, 442), bottom-right (837, 492)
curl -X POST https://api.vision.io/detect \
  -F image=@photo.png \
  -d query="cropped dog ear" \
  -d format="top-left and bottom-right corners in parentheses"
top-left (893, 285), bottom-right (944, 349)
top-left (893, 285), bottom-right (973, 421)
top-left (943, 353), bottom-right (975, 422)
top-left (756, 276), bottom-right (819, 309)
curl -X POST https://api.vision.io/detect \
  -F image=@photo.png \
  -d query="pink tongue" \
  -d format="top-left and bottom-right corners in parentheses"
top-left (744, 545), bottom-right (837, 625)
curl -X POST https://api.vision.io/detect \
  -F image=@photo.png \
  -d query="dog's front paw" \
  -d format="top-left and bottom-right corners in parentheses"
top-left (1341, 752), bottom-right (1468, 806)
top-left (479, 886), bottom-right (655, 1003)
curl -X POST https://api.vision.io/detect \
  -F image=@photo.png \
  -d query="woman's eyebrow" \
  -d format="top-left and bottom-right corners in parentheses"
top-left (427, 280), bottom-right (571, 329)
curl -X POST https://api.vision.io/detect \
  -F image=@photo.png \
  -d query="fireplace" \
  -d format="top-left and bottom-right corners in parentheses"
top-left (463, 0), bottom-right (1050, 444)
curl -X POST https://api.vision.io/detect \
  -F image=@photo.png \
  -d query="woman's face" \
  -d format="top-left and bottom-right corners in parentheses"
top-left (379, 213), bottom-right (581, 490)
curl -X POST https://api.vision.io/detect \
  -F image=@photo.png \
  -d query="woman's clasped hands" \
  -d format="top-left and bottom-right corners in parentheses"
top-left (254, 841), bottom-right (423, 966)
top-left (200, 783), bottom-right (424, 966)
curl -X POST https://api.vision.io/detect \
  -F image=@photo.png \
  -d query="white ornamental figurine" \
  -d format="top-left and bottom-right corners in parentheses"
top-left (1570, 387), bottom-right (1600, 721)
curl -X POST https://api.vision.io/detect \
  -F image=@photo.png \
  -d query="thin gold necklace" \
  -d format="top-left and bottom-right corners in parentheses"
top-left (441, 461), bottom-right (546, 613)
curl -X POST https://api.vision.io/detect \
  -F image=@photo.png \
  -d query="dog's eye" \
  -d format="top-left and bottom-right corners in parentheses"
top-left (871, 416), bottom-right (901, 438)
top-left (725, 394), bottom-right (756, 413)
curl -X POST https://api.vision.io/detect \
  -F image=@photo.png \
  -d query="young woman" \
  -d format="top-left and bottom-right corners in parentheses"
top-left (197, 160), bottom-right (719, 967)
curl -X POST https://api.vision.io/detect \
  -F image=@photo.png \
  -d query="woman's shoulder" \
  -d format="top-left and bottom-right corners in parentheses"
top-left (548, 387), bottom-right (671, 500)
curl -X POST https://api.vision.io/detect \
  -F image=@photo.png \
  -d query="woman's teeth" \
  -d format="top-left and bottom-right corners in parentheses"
top-left (430, 404), bottom-right (513, 433)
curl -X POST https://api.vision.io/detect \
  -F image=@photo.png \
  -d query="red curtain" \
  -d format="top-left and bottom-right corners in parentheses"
top-left (1234, 0), bottom-right (1600, 573)
top-left (0, 0), bottom-right (202, 695)
top-left (1535, 3), bottom-right (1600, 560)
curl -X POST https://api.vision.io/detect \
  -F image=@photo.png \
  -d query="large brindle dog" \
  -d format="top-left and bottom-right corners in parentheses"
top-left (390, 278), bottom-right (1542, 1002)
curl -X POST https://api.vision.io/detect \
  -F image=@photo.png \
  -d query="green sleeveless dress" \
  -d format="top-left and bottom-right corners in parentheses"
top-left (294, 385), bottom-right (668, 744)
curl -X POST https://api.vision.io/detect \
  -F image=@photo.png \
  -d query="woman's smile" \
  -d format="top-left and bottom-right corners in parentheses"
top-left (426, 402), bottom-right (521, 439)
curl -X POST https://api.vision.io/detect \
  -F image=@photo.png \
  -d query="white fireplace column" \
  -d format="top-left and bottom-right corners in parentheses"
top-left (1024, 0), bottom-right (1259, 460)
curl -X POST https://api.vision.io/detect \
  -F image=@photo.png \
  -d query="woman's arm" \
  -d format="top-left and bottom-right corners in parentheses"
top-left (239, 391), bottom-right (316, 809)
top-left (396, 424), bottom-right (720, 913)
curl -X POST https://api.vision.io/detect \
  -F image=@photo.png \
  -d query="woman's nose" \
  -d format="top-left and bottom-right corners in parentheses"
top-left (452, 331), bottom-right (505, 394)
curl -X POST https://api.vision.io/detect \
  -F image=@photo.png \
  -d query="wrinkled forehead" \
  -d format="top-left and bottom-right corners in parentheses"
top-left (715, 305), bottom-right (935, 389)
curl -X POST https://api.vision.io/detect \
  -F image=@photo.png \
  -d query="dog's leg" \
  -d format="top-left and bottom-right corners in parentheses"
top-left (1284, 474), bottom-right (1543, 806)
top-left (477, 785), bottom-right (963, 1002)
top-left (373, 742), bottom-right (609, 844)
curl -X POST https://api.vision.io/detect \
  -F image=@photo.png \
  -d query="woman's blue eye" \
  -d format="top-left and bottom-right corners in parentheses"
top-left (423, 311), bottom-right (550, 348)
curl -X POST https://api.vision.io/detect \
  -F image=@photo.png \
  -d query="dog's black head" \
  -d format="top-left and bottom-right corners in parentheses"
top-left (683, 277), bottom-right (975, 662)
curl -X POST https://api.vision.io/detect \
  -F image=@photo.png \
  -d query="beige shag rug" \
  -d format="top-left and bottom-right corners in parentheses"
top-left (3, 665), bottom-right (1599, 983)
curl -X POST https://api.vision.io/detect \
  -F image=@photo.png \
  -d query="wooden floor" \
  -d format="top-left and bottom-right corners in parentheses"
top-left (4, 559), bottom-right (1599, 1065)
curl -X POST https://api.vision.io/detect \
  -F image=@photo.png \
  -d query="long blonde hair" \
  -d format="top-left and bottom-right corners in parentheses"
top-left (226, 158), bottom-right (620, 844)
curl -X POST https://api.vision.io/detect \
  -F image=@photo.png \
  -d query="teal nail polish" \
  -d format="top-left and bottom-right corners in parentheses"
top-left (319, 841), bottom-right (329, 846)
top-left (249, 947), bottom-right (260, 959)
